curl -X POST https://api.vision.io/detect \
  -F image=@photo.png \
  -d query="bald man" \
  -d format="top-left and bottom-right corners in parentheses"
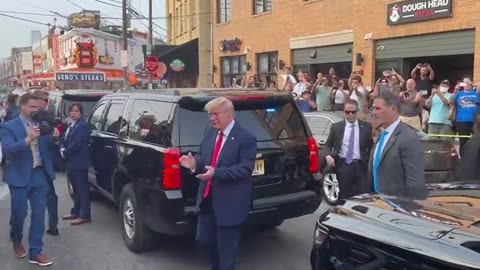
top-left (399, 79), bottom-right (423, 130)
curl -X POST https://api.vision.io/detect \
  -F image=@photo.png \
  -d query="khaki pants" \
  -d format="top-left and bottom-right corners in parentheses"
top-left (400, 115), bottom-right (422, 130)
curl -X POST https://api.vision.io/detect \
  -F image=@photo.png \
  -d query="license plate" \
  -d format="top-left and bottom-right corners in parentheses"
top-left (252, 160), bottom-right (265, 176)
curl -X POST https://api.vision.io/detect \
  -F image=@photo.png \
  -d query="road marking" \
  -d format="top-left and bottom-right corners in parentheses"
top-left (0, 184), bottom-right (9, 200)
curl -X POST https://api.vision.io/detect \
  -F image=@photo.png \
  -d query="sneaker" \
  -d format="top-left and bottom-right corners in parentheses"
top-left (13, 242), bottom-right (27, 258)
top-left (29, 254), bottom-right (53, 267)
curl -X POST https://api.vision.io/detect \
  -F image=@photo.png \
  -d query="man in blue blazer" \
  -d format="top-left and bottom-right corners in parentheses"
top-left (180, 97), bottom-right (257, 270)
top-left (0, 93), bottom-right (57, 267)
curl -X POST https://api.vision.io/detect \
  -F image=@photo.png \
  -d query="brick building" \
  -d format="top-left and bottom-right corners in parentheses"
top-left (213, 0), bottom-right (480, 88)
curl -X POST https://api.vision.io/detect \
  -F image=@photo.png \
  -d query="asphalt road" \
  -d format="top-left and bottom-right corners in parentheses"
top-left (0, 173), bottom-right (330, 270)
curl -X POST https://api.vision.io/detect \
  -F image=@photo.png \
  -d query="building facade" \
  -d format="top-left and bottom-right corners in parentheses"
top-left (166, 0), bottom-right (212, 87)
top-left (213, 0), bottom-right (480, 88)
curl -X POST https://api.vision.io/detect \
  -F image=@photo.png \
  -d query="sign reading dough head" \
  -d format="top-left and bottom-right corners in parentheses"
top-left (387, 0), bottom-right (453, 25)
top-left (74, 35), bottom-right (98, 68)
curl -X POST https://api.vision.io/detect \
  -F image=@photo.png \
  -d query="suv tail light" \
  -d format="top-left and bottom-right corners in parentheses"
top-left (163, 148), bottom-right (181, 190)
top-left (307, 137), bottom-right (320, 173)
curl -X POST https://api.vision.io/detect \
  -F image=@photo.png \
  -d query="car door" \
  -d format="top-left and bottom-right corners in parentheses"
top-left (88, 98), bottom-right (128, 195)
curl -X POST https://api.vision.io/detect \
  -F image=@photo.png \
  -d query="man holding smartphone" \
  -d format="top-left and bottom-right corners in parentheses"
top-left (0, 92), bottom-right (57, 267)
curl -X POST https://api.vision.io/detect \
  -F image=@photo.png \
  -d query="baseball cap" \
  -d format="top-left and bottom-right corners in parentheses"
top-left (440, 79), bottom-right (450, 86)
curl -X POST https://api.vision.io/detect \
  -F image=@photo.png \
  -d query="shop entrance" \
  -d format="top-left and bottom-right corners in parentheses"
top-left (404, 54), bottom-right (474, 85)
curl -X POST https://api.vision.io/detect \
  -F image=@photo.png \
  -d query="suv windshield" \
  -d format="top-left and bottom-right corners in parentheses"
top-left (178, 100), bottom-right (307, 146)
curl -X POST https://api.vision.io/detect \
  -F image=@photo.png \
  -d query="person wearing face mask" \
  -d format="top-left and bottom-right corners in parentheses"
top-left (425, 80), bottom-right (453, 136)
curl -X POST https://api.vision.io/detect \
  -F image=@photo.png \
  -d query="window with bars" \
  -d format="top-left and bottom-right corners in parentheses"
top-left (253, 0), bottom-right (272, 14)
top-left (256, 51), bottom-right (278, 87)
top-left (221, 55), bottom-right (247, 87)
top-left (218, 0), bottom-right (232, 23)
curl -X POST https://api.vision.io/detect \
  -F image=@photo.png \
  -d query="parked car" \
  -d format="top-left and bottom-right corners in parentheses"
top-left (310, 182), bottom-right (480, 269)
top-left (304, 111), bottom-right (459, 205)
top-left (85, 89), bottom-right (322, 252)
top-left (46, 89), bottom-right (114, 135)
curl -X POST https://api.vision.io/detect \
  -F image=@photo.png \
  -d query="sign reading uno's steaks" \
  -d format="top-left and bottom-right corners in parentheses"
top-left (387, 0), bottom-right (452, 25)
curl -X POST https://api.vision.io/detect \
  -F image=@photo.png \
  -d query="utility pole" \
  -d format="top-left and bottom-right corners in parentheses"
top-left (148, 0), bottom-right (153, 88)
top-left (122, 0), bottom-right (128, 88)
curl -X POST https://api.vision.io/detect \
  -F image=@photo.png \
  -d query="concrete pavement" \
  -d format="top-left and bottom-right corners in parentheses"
top-left (0, 173), bottom-right (330, 270)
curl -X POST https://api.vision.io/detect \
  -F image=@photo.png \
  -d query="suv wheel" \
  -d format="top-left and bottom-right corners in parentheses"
top-left (322, 168), bottom-right (340, 205)
top-left (120, 183), bottom-right (154, 252)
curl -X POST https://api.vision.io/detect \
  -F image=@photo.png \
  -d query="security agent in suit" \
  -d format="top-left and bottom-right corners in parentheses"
top-left (60, 103), bottom-right (92, 225)
top-left (322, 99), bottom-right (373, 199)
top-left (368, 93), bottom-right (427, 199)
top-left (179, 97), bottom-right (257, 270)
top-left (33, 90), bottom-right (61, 236)
top-left (0, 92), bottom-right (57, 266)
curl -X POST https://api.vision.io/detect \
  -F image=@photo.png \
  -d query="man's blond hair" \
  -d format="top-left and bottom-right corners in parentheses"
top-left (204, 97), bottom-right (235, 114)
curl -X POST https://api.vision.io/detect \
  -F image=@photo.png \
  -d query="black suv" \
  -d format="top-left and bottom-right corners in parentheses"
top-left (47, 89), bottom-right (114, 135)
top-left (86, 89), bottom-right (322, 252)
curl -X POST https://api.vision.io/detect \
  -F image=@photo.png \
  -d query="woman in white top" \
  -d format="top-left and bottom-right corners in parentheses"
top-left (331, 80), bottom-right (350, 111)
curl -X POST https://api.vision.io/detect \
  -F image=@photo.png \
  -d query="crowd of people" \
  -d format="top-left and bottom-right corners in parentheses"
top-left (275, 64), bottom-right (479, 156)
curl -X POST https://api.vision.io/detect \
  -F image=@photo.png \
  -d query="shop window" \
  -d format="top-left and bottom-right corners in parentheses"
top-left (256, 52), bottom-right (278, 87)
top-left (221, 55), bottom-right (247, 87)
top-left (217, 0), bottom-right (232, 23)
top-left (253, 0), bottom-right (272, 14)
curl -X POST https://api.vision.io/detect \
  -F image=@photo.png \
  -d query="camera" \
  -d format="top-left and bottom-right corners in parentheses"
top-left (31, 109), bottom-right (56, 135)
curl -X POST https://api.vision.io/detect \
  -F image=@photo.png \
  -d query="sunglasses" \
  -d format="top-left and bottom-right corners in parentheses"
top-left (344, 110), bottom-right (357, 115)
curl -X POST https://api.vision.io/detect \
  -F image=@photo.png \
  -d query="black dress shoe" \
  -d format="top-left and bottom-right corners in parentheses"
top-left (46, 228), bottom-right (59, 236)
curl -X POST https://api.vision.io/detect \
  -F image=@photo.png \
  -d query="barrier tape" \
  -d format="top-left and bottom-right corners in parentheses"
top-left (426, 134), bottom-right (472, 138)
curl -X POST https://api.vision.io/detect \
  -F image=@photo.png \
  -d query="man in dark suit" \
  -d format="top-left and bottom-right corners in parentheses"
top-left (0, 92), bottom-right (57, 266)
top-left (459, 111), bottom-right (480, 181)
top-left (179, 97), bottom-right (257, 270)
top-left (322, 99), bottom-right (373, 199)
top-left (369, 93), bottom-right (427, 199)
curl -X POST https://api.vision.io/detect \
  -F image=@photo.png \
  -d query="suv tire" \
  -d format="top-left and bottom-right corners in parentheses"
top-left (120, 183), bottom-right (154, 252)
top-left (322, 167), bottom-right (340, 206)
top-left (67, 175), bottom-right (100, 201)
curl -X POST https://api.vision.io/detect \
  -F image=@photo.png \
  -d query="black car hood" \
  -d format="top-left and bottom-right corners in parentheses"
top-left (319, 183), bottom-right (480, 267)
top-left (331, 183), bottom-right (480, 239)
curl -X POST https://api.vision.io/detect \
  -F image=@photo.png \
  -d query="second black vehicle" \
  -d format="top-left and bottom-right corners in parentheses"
top-left (85, 89), bottom-right (322, 252)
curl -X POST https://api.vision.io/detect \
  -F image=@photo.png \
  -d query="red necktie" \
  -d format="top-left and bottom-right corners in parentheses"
top-left (203, 131), bottom-right (224, 198)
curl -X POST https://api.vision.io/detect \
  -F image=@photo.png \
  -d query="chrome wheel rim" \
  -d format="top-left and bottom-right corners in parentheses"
top-left (123, 199), bottom-right (136, 239)
top-left (323, 173), bottom-right (339, 202)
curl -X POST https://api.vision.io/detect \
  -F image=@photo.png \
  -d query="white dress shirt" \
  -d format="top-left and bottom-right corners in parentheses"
top-left (373, 118), bottom-right (401, 164)
top-left (339, 120), bottom-right (361, 160)
top-left (216, 120), bottom-right (235, 152)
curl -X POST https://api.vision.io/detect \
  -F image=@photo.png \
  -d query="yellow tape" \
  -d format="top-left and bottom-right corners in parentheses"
top-left (427, 134), bottom-right (472, 138)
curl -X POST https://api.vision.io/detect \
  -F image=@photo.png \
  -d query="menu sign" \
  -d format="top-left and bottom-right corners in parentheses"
top-left (387, 0), bottom-right (452, 25)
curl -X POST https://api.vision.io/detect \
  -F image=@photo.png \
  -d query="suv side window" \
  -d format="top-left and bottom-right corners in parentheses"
top-left (47, 95), bottom-right (60, 117)
top-left (89, 101), bottom-right (108, 131)
top-left (128, 99), bottom-right (174, 147)
top-left (104, 100), bottom-right (127, 134)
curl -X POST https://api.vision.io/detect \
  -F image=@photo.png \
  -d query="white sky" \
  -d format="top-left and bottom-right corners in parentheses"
top-left (0, 0), bottom-right (166, 58)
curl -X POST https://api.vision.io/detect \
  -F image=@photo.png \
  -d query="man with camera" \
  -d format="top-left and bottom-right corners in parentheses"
top-left (0, 92), bottom-right (58, 266)
top-left (411, 63), bottom-right (435, 96)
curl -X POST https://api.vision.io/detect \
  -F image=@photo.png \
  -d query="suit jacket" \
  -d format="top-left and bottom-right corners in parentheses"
top-left (321, 120), bottom-right (373, 166)
top-left (0, 117), bottom-right (56, 187)
top-left (63, 118), bottom-right (91, 170)
top-left (367, 122), bottom-right (427, 199)
top-left (459, 135), bottom-right (480, 181)
top-left (194, 122), bottom-right (257, 227)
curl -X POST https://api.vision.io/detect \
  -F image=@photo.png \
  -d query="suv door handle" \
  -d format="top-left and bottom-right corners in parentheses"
top-left (104, 145), bottom-right (113, 149)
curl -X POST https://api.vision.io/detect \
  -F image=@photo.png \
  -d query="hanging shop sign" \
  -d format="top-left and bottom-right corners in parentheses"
top-left (170, 58), bottom-right (185, 72)
top-left (387, 0), bottom-right (452, 25)
top-left (74, 35), bottom-right (98, 68)
top-left (56, 72), bottom-right (106, 82)
top-left (218, 38), bottom-right (242, 52)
